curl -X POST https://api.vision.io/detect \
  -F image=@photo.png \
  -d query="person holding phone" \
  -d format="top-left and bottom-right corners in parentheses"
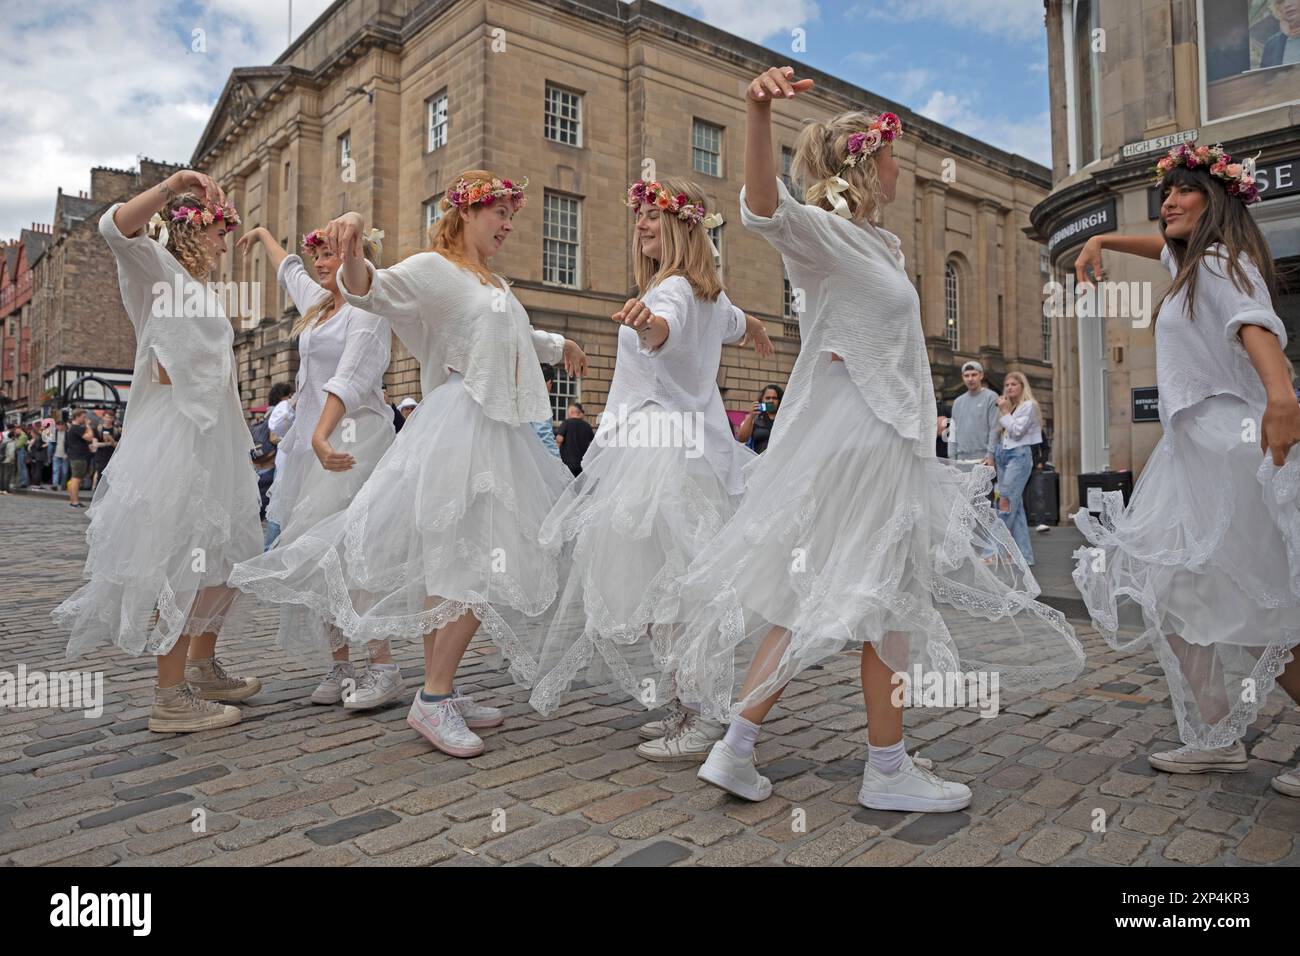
top-left (735, 383), bottom-right (782, 454)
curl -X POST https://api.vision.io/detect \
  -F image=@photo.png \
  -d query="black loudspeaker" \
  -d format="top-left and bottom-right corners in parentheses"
top-left (1025, 468), bottom-right (1059, 526)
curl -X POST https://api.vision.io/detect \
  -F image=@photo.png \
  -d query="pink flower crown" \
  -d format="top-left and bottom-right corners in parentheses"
top-left (840, 112), bottom-right (902, 172)
top-left (302, 229), bottom-right (327, 253)
top-left (626, 180), bottom-right (709, 226)
top-left (1154, 142), bottom-right (1260, 205)
top-left (170, 201), bottom-right (240, 228)
top-left (446, 177), bottom-right (527, 211)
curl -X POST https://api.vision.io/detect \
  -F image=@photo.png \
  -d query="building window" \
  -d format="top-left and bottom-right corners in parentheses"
top-left (338, 132), bottom-right (350, 168)
top-left (781, 146), bottom-right (795, 190)
top-left (543, 192), bottom-right (580, 287)
top-left (544, 84), bottom-right (582, 147)
top-left (944, 260), bottom-right (960, 351)
top-left (282, 161), bottom-right (290, 190)
top-left (692, 120), bottom-right (723, 177)
top-left (782, 273), bottom-right (800, 339)
top-left (1042, 305), bottom-right (1053, 362)
top-left (424, 194), bottom-right (444, 236)
top-left (550, 366), bottom-right (579, 421)
top-left (1064, 0), bottom-right (1101, 171)
top-left (426, 91), bottom-right (448, 152)
top-left (1040, 247), bottom-right (1050, 276)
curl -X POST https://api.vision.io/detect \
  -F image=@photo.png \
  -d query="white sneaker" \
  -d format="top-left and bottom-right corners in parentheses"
top-left (636, 711), bottom-right (724, 762)
top-left (858, 755), bottom-right (972, 812)
top-left (639, 703), bottom-right (684, 740)
top-left (310, 661), bottom-right (355, 705)
top-left (1272, 765), bottom-right (1300, 797)
top-left (451, 685), bottom-right (505, 729)
top-left (698, 740), bottom-right (771, 801)
top-left (1148, 742), bottom-right (1247, 774)
top-left (407, 693), bottom-right (484, 758)
top-left (1035, 524), bottom-right (1050, 533)
top-left (343, 665), bottom-right (404, 710)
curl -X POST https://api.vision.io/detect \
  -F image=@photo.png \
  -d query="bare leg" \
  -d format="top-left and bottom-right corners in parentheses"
top-left (862, 641), bottom-right (904, 747)
top-left (423, 610), bottom-right (481, 695)
top-left (737, 625), bottom-right (793, 725)
top-left (367, 639), bottom-right (394, 665)
top-left (1166, 633), bottom-right (1231, 726)
top-left (1277, 653), bottom-right (1300, 707)
top-left (156, 635), bottom-right (191, 688)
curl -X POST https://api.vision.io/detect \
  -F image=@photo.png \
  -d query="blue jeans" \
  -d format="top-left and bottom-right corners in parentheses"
top-left (263, 519), bottom-right (281, 552)
top-left (52, 457), bottom-right (68, 490)
top-left (994, 444), bottom-right (1034, 566)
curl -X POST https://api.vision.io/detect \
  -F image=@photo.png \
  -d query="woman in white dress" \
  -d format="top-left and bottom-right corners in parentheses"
top-left (230, 225), bottom-right (400, 709)
top-left (1072, 142), bottom-right (1300, 798)
top-left (52, 170), bottom-right (263, 733)
top-left (227, 170), bottom-right (588, 758)
top-left (526, 177), bottom-right (773, 763)
top-left (671, 67), bottom-right (1086, 811)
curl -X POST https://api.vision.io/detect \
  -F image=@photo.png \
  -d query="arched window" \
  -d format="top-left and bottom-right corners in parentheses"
top-left (944, 260), bottom-right (960, 351)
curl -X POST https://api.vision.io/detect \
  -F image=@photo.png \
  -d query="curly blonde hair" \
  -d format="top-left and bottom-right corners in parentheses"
top-left (162, 192), bottom-right (220, 279)
top-left (792, 110), bottom-right (887, 223)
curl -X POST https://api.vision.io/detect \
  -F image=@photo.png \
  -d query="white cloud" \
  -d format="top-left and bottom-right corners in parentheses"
top-left (651, 0), bottom-right (822, 45)
top-left (850, 0), bottom-right (1045, 43)
top-left (0, 0), bottom-right (332, 239)
top-left (917, 90), bottom-right (1050, 165)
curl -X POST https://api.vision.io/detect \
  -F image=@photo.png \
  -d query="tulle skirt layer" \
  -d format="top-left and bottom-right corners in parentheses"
top-left (1073, 393), bottom-right (1300, 748)
top-left (527, 406), bottom-right (750, 715)
top-left (228, 373), bottom-right (573, 682)
top-left (52, 390), bottom-right (263, 658)
top-left (670, 360), bottom-right (1086, 721)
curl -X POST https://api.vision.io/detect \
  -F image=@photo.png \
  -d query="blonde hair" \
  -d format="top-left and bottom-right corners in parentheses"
top-left (163, 192), bottom-right (218, 280)
top-left (425, 168), bottom-right (509, 286)
top-left (1001, 371), bottom-right (1038, 423)
top-left (292, 235), bottom-right (381, 338)
top-left (792, 110), bottom-right (887, 223)
top-left (632, 177), bottom-right (722, 301)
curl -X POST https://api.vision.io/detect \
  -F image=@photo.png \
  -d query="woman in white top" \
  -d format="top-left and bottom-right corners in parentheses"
top-left (1072, 141), bottom-right (1300, 797)
top-left (230, 225), bottom-right (399, 709)
top-left (51, 170), bottom-right (263, 733)
top-left (526, 177), bottom-right (772, 760)
top-left (993, 371), bottom-right (1042, 565)
top-left (671, 67), bottom-right (1085, 811)
top-left (226, 169), bottom-right (588, 758)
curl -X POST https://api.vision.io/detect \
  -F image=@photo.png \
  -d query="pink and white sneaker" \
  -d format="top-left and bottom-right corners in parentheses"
top-left (451, 685), bottom-right (505, 729)
top-left (407, 693), bottom-right (485, 758)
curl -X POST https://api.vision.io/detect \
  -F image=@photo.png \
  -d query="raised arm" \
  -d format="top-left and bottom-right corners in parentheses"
top-left (113, 169), bottom-right (226, 239)
top-left (323, 211), bottom-right (371, 297)
top-left (1075, 233), bottom-right (1166, 285)
top-left (235, 226), bottom-right (290, 274)
top-left (744, 67), bottom-right (815, 218)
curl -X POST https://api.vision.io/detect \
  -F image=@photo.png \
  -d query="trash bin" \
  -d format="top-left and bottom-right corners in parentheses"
top-left (1025, 467), bottom-right (1059, 526)
top-left (1077, 470), bottom-right (1133, 516)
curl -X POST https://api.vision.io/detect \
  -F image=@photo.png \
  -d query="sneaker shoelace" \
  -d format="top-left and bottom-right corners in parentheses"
top-left (176, 683), bottom-right (221, 714)
top-left (662, 710), bottom-right (693, 741)
top-left (324, 662), bottom-right (350, 684)
top-left (206, 658), bottom-right (238, 685)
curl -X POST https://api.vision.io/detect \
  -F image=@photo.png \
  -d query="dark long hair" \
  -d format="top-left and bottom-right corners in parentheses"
top-left (1158, 165), bottom-right (1280, 321)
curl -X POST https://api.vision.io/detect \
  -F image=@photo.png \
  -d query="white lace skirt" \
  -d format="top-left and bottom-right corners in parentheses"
top-left (1074, 393), bottom-right (1300, 749)
top-left (527, 406), bottom-right (750, 715)
top-left (52, 390), bottom-right (263, 658)
top-left (671, 360), bottom-right (1085, 721)
top-left (227, 372), bottom-right (573, 683)
top-left (236, 407), bottom-right (395, 659)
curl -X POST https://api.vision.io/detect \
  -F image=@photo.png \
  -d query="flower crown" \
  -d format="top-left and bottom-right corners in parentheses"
top-left (1154, 142), bottom-right (1260, 205)
top-left (302, 227), bottom-right (386, 260)
top-left (840, 112), bottom-right (903, 172)
top-left (625, 180), bottom-right (723, 230)
top-left (170, 202), bottom-right (240, 228)
top-left (446, 176), bottom-right (527, 211)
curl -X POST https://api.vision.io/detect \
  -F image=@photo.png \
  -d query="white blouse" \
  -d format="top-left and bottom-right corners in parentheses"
top-left (338, 253), bottom-right (564, 425)
top-left (998, 401), bottom-right (1042, 449)
top-left (97, 203), bottom-right (242, 435)
top-left (276, 255), bottom-right (391, 459)
top-left (739, 178), bottom-right (935, 456)
top-left (1155, 243), bottom-right (1287, 425)
top-left (594, 274), bottom-right (750, 494)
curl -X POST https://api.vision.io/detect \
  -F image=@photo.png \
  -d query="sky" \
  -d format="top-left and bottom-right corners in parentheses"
top-left (0, 0), bottom-right (1050, 241)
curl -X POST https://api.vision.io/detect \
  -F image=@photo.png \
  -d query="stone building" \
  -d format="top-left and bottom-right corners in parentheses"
top-left (1032, 0), bottom-right (1300, 515)
top-left (192, 0), bottom-right (1056, 435)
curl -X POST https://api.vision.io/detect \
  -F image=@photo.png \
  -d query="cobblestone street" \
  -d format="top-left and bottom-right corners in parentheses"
top-left (2, 491), bottom-right (1298, 867)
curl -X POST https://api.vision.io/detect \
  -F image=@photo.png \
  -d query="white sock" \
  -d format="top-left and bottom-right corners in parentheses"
top-left (723, 715), bottom-right (761, 758)
top-left (868, 739), bottom-right (907, 776)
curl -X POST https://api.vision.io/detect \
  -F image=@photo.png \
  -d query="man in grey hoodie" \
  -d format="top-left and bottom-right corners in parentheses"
top-left (946, 361), bottom-right (999, 467)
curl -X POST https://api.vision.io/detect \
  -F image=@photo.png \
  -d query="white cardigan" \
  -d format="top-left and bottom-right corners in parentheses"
top-left (338, 253), bottom-right (563, 425)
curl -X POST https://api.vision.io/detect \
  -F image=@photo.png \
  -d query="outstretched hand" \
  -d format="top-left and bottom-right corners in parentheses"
top-left (323, 212), bottom-right (365, 262)
top-left (747, 66), bottom-right (815, 104)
